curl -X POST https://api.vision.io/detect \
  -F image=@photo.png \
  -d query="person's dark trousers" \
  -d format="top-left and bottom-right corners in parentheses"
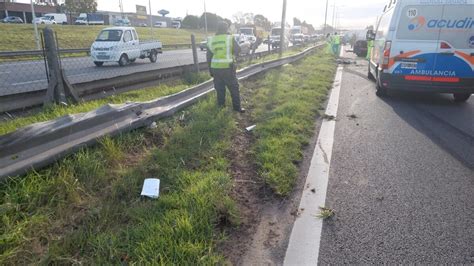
top-left (211, 67), bottom-right (242, 111)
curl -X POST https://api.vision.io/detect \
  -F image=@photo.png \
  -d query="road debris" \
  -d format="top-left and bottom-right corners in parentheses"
top-left (149, 122), bottom-right (158, 129)
top-left (246, 125), bottom-right (257, 132)
top-left (317, 207), bottom-right (335, 220)
top-left (322, 114), bottom-right (336, 121)
top-left (141, 178), bottom-right (161, 199)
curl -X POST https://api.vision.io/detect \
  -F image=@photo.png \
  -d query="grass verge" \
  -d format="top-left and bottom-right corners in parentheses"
top-left (0, 97), bottom-right (238, 264)
top-left (246, 48), bottom-right (335, 196)
top-left (0, 48), bottom-right (335, 263)
top-left (0, 24), bottom-right (210, 51)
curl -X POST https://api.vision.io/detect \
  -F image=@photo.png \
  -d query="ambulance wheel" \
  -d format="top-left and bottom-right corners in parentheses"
top-left (94, 61), bottom-right (103, 67)
top-left (453, 93), bottom-right (471, 103)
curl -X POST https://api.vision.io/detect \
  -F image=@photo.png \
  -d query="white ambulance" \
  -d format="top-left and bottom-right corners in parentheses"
top-left (368, 0), bottom-right (474, 102)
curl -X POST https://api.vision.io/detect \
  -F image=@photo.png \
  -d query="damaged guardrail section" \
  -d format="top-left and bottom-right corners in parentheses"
top-left (0, 45), bottom-right (323, 179)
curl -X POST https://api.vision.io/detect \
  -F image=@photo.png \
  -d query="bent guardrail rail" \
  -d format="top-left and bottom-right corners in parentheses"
top-left (0, 44), bottom-right (324, 179)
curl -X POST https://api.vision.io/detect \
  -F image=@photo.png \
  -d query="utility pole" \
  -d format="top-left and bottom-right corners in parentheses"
top-left (204, 0), bottom-right (208, 38)
top-left (30, 0), bottom-right (40, 50)
top-left (279, 0), bottom-right (287, 56)
top-left (324, 0), bottom-right (329, 34)
top-left (119, 0), bottom-right (124, 18)
top-left (332, 2), bottom-right (337, 32)
top-left (149, 0), bottom-right (153, 40)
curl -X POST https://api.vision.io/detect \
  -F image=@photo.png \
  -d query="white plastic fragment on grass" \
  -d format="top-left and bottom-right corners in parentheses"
top-left (246, 125), bottom-right (256, 132)
top-left (141, 178), bottom-right (161, 199)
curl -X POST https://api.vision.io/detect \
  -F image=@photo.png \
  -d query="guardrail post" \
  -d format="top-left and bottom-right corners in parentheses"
top-left (43, 27), bottom-right (78, 106)
top-left (191, 34), bottom-right (200, 72)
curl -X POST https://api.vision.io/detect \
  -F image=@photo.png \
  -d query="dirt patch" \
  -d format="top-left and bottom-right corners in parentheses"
top-left (218, 79), bottom-right (325, 265)
top-left (217, 110), bottom-right (266, 264)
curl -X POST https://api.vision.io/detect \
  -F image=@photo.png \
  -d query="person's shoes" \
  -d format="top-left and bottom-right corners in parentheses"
top-left (235, 108), bottom-right (246, 113)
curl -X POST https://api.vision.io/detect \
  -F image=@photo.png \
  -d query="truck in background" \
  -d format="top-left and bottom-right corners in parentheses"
top-left (290, 26), bottom-right (309, 44)
top-left (43, 13), bottom-right (68, 25)
top-left (269, 27), bottom-right (289, 49)
top-left (75, 13), bottom-right (105, 25)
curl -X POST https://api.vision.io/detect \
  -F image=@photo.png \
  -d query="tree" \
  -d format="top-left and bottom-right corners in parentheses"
top-left (182, 15), bottom-right (200, 29)
top-left (232, 12), bottom-right (254, 25)
top-left (302, 20), bottom-right (316, 34)
top-left (64, 0), bottom-right (97, 14)
top-left (254, 14), bottom-right (272, 31)
top-left (200, 12), bottom-right (230, 31)
top-left (293, 17), bottom-right (302, 26)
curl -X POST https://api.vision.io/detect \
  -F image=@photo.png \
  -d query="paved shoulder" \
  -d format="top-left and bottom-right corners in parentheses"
top-left (318, 54), bottom-right (474, 264)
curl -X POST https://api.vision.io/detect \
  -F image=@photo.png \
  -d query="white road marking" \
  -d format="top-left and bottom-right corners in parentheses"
top-left (284, 48), bottom-right (345, 265)
top-left (12, 79), bottom-right (46, 86)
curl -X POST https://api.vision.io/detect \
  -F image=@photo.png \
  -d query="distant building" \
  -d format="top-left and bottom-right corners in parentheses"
top-left (0, 1), bottom-right (57, 23)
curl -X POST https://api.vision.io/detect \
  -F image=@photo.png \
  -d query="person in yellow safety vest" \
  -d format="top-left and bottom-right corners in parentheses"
top-left (366, 39), bottom-right (374, 60)
top-left (206, 22), bottom-right (245, 113)
top-left (332, 32), bottom-right (341, 56)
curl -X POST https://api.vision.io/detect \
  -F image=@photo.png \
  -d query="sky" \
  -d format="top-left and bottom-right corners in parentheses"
top-left (25, 0), bottom-right (389, 29)
top-left (98, 0), bottom-right (388, 29)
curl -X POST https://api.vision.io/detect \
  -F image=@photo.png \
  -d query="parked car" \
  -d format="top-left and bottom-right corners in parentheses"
top-left (33, 17), bottom-right (56, 25)
top-left (154, 21), bottom-right (167, 28)
top-left (368, 0), bottom-right (473, 102)
top-left (1, 16), bottom-right (23, 24)
top-left (291, 33), bottom-right (305, 45)
top-left (90, 27), bottom-right (163, 67)
top-left (114, 19), bottom-right (130, 26)
top-left (139, 23), bottom-right (148, 27)
top-left (354, 40), bottom-right (368, 57)
top-left (234, 34), bottom-right (252, 55)
top-left (43, 13), bottom-right (68, 25)
top-left (200, 35), bottom-right (251, 55)
top-left (200, 40), bottom-right (207, 51)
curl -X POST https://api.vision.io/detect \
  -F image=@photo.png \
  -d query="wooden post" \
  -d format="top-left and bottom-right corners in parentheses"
top-left (191, 34), bottom-right (200, 72)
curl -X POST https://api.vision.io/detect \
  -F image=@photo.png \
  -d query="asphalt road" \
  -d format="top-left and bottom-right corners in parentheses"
top-left (0, 45), bottom-right (271, 97)
top-left (318, 49), bottom-right (473, 263)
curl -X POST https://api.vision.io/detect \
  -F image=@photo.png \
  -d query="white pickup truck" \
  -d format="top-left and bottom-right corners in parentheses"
top-left (90, 27), bottom-right (163, 67)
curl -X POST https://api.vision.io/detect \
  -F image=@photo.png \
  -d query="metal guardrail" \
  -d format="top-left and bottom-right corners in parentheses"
top-left (0, 44), bottom-right (324, 179)
top-left (0, 43), bottom-right (316, 113)
top-left (0, 44), bottom-right (192, 58)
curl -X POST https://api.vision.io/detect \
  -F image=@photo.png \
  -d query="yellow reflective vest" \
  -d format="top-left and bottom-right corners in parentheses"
top-left (333, 35), bottom-right (341, 45)
top-left (208, 34), bottom-right (234, 69)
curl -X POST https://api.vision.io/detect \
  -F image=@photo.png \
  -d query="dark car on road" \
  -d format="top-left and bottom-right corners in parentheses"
top-left (1, 16), bottom-right (23, 24)
top-left (354, 40), bottom-right (368, 57)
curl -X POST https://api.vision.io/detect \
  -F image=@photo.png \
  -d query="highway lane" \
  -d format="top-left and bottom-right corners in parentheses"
top-left (0, 45), bottom-right (271, 97)
top-left (317, 49), bottom-right (473, 263)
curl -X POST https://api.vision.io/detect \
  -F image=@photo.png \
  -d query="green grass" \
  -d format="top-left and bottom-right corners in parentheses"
top-left (0, 49), bottom-right (336, 263)
top-left (0, 24), bottom-right (211, 51)
top-left (0, 97), bottom-right (237, 264)
top-left (248, 48), bottom-right (336, 196)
